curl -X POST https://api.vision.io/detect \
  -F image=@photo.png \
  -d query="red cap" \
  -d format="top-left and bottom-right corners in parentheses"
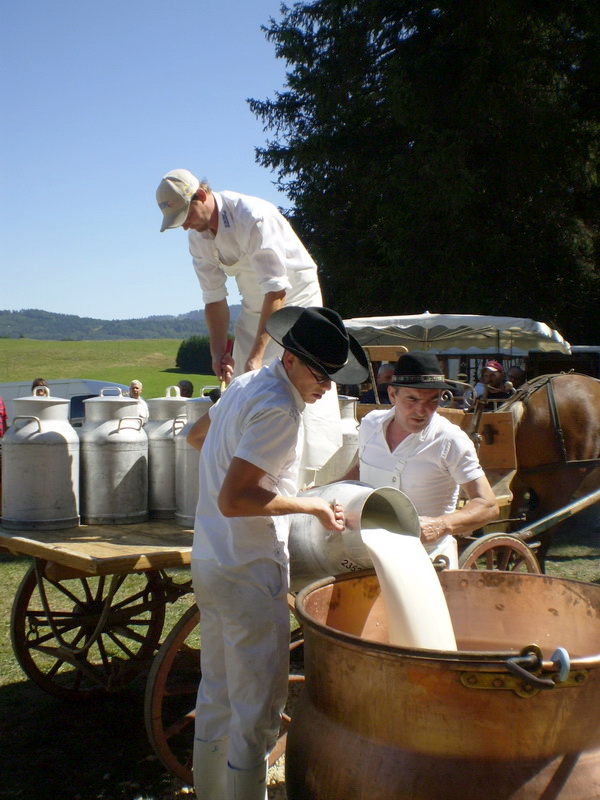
top-left (484, 360), bottom-right (503, 372)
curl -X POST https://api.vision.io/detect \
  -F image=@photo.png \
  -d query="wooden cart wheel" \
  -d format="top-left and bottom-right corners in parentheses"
top-left (459, 534), bottom-right (541, 573)
top-left (144, 603), bottom-right (305, 786)
top-left (10, 559), bottom-right (166, 700)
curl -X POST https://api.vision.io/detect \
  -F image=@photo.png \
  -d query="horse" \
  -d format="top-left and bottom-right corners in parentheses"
top-left (502, 373), bottom-right (600, 568)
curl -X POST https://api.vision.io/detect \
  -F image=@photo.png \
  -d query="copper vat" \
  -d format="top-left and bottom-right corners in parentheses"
top-left (286, 570), bottom-right (600, 799)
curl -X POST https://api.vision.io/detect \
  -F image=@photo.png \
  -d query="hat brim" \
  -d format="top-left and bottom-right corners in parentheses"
top-left (390, 378), bottom-right (455, 391)
top-left (266, 306), bottom-right (369, 384)
top-left (160, 206), bottom-right (189, 232)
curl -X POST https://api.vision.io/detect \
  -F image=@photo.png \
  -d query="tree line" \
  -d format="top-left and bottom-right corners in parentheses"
top-left (0, 307), bottom-right (241, 341)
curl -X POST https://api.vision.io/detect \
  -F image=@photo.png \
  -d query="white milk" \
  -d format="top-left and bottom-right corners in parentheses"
top-left (361, 512), bottom-right (457, 651)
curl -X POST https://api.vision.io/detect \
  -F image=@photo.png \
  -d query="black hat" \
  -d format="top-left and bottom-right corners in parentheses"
top-left (391, 351), bottom-right (454, 391)
top-left (266, 306), bottom-right (369, 385)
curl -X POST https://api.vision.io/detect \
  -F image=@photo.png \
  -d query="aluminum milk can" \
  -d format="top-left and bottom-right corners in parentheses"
top-left (146, 386), bottom-right (188, 519)
top-left (288, 480), bottom-right (420, 591)
top-left (314, 395), bottom-right (359, 485)
top-left (174, 396), bottom-right (212, 527)
top-left (78, 388), bottom-right (148, 524)
top-left (1, 388), bottom-right (80, 530)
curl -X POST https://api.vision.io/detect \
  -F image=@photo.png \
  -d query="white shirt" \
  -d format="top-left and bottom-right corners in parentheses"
top-left (187, 190), bottom-right (340, 477)
top-left (192, 358), bottom-right (305, 568)
top-left (188, 190), bottom-right (320, 314)
top-left (135, 397), bottom-right (149, 425)
top-left (358, 408), bottom-right (484, 516)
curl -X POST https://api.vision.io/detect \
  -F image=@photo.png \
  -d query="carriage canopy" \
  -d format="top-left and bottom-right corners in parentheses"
top-left (343, 312), bottom-right (571, 356)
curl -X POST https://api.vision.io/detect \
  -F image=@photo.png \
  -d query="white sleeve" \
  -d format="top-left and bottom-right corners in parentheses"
top-left (238, 214), bottom-right (293, 296)
top-left (188, 232), bottom-right (228, 304)
top-left (235, 405), bottom-right (300, 477)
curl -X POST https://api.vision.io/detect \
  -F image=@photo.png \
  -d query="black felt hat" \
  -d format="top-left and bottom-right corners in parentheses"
top-left (391, 351), bottom-right (454, 390)
top-left (266, 306), bottom-right (369, 385)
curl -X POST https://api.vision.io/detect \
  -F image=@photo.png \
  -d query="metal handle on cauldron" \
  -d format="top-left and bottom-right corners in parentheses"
top-left (505, 645), bottom-right (557, 690)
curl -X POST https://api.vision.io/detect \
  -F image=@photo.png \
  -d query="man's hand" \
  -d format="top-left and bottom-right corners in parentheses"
top-left (311, 498), bottom-right (345, 532)
top-left (212, 352), bottom-right (235, 384)
top-left (418, 516), bottom-right (449, 545)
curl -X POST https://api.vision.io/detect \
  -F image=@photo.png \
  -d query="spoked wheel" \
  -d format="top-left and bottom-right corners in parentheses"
top-left (459, 534), bottom-right (541, 573)
top-left (10, 559), bottom-right (166, 699)
top-left (144, 603), bottom-right (305, 786)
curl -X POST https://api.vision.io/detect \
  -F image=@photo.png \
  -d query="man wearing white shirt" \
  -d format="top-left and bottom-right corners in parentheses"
top-left (185, 307), bottom-right (368, 800)
top-left (345, 352), bottom-right (499, 567)
top-left (156, 168), bottom-right (342, 484)
top-left (128, 380), bottom-right (149, 425)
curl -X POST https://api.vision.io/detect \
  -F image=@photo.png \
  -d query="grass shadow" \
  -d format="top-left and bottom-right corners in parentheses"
top-left (0, 677), bottom-right (185, 799)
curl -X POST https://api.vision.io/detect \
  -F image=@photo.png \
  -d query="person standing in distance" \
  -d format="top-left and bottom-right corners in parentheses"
top-left (156, 168), bottom-right (343, 485)
top-left (186, 307), bottom-right (368, 800)
top-left (128, 380), bottom-right (149, 425)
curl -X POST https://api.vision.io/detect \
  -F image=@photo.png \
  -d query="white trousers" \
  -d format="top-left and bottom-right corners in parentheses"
top-left (191, 557), bottom-right (291, 770)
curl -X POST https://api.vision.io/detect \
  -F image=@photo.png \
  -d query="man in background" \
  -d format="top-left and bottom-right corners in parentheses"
top-left (128, 380), bottom-right (149, 424)
top-left (507, 365), bottom-right (527, 389)
top-left (177, 379), bottom-right (194, 398)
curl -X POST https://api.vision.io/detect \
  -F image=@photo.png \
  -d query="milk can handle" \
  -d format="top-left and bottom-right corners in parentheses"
top-left (100, 387), bottom-right (123, 397)
top-left (117, 416), bottom-right (143, 431)
top-left (166, 386), bottom-right (181, 397)
top-left (172, 415), bottom-right (187, 434)
top-left (13, 415), bottom-right (42, 433)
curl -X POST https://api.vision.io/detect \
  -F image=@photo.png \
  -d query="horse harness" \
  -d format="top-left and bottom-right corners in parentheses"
top-left (502, 373), bottom-right (600, 475)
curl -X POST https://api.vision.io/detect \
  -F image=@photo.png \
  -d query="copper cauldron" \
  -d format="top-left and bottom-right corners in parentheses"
top-left (286, 570), bottom-right (600, 799)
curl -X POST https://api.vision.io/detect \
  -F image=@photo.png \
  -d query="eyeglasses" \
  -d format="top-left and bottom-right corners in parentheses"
top-left (303, 361), bottom-right (330, 384)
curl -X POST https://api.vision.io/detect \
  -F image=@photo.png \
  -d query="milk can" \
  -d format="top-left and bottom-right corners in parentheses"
top-left (1, 388), bottom-right (80, 530)
top-left (288, 480), bottom-right (420, 591)
top-left (146, 387), bottom-right (188, 519)
top-left (314, 395), bottom-right (359, 485)
top-left (78, 388), bottom-right (148, 524)
top-left (174, 396), bottom-right (212, 527)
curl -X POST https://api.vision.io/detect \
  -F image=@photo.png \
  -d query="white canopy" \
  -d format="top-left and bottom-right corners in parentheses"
top-left (343, 312), bottom-right (571, 355)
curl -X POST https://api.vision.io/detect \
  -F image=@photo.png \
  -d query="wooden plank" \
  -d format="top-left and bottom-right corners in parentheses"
top-left (438, 409), bottom-right (517, 470)
top-left (0, 521), bottom-right (193, 576)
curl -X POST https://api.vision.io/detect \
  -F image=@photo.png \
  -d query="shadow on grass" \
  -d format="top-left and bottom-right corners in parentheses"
top-left (0, 677), bottom-right (185, 800)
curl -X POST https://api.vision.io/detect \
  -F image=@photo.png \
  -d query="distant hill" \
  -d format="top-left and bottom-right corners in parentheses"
top-left (0, 307), bottom-right (241, 341)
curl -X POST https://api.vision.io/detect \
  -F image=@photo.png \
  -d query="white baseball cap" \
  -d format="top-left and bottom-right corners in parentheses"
top-left (156, 169), bottom-right (200, 232)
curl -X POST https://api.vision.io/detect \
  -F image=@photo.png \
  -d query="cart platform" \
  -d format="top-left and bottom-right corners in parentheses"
top-left (0, 520), bottom-right (193, 576)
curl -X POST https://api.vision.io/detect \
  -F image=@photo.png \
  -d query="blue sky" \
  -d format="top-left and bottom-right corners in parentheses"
top-left (1, 0), bottom-right (290, 319)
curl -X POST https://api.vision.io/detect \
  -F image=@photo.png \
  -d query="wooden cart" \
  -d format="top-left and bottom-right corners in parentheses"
top-left (0, 521), bottom-right (194, 699)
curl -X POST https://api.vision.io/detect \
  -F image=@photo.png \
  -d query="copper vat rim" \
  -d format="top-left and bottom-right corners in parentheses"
top-left (294, 569), bottom-right (600, 670)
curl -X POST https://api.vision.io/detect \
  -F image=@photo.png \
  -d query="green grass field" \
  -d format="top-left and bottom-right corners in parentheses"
top-left (0, 337), bottom-right (215, 399)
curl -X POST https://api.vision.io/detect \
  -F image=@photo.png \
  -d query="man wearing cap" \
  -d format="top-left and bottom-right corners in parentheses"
top-left (473, 360), bottom-right (515, 409)
top-left (186, 307), bottom-right (368, 800)
top-left (156, 168), bottom-right (342, 485)
top-left (346, 352), bottom-right (498, 568)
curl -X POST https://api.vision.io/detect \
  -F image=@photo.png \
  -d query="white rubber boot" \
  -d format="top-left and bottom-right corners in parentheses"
top-left (193, 737), bottom-right (229, 800)
top-left (226, 760), bottom-right (268, 800)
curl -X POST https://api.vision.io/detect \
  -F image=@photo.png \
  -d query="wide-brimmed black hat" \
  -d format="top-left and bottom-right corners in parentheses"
top-left (266, 306), bottom-right (369, 384)
top-left (391, 351), bottom-right (454, 390)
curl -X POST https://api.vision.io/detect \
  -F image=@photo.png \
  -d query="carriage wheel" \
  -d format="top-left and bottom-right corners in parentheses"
top-left (144, 603), bottom-right (305, 786)
top-left (459, 534), bottom-right (541, 573)
top-left (10, 559), bottom-right (166, 700)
